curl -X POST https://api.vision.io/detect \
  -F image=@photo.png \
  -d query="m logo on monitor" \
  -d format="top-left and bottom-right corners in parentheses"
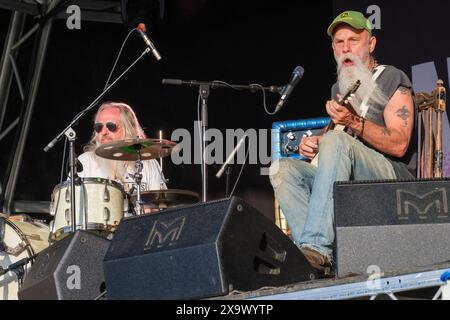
top-left (396, 188), bottom-right (448, 220)
top-left (144, 216), bottom-right (186, 250)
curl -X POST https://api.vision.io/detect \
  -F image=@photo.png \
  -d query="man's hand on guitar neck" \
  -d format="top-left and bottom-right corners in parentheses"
top-left (326, 99), bottom-right (362, 130)
top-left (299, 135), bottom-right (322, 159)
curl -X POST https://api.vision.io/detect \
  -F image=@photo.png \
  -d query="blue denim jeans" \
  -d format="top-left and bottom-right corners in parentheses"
top-left (269, 130), bottom-right (397, 260)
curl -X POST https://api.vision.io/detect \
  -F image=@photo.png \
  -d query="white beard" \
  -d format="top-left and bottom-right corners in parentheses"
top-left (336, 53), bottom-right (388, 116)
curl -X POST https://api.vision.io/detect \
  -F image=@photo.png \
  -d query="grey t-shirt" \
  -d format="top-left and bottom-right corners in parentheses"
top-left (331, 65), bottom-right (417, 178)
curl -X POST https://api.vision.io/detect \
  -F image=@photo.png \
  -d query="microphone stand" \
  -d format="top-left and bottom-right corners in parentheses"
top-left (199, 84), bottom-right (210, 202)
top-left (162, 79), bottom-right (283, 202)
top-left (162, 79), bottom-right (283, 93)
top-left (225, 167), bottom-right (232, 198)
top-left (44, 47), bottom-right (151, 233)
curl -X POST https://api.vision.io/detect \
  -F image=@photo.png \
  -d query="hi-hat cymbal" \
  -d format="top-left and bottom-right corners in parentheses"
top-left (130, 189), bottom-right (200, 208)
top-left (95, 138), bottom-right (178, 161)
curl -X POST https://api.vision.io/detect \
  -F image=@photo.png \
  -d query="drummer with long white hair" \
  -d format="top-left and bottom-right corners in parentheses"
top-left (79, 101), bottom-right (166, 192)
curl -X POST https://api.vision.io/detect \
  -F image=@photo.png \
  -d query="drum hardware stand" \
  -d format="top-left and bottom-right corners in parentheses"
top-left (158, 130), bottom-right (169, 190)
top-left (43, 47), bottom-right (153, 233)
top-left (0, 218), bottom-right (6, 252)
top-left (65, 128), bottom-right (79, 232)
top-left (0, 255), bottom-right (36, 285)
top-left (132, 144), bottom-right (145, 216)
top-left (199, 84), bottom-right (210, 203)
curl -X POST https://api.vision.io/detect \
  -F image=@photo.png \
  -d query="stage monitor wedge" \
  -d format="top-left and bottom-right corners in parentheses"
top-left (18, 230), bottom-right (110, 300)
top-left (103, 196), bottom-right (316, 299)
top-left (334, 178), bottom-right (450, 278)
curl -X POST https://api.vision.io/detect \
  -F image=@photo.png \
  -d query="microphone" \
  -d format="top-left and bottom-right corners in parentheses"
top-left (162, 79), bottom-right (183, 85)
top-left (136, 23), bottom-right (162, 61)
top-left (216, 135), bottom-right (247, 179)
top-left (275, 66), bottom-right (304, 113)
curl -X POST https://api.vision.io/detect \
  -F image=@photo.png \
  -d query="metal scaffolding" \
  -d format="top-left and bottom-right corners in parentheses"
top-left (0, 0), bottom-right (125, 214)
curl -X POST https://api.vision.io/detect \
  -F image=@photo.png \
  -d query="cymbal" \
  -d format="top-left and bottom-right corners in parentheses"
top-left (95, 138), bottom-right (178, 161)
top-left (130, 189), bottom-right (200, 208)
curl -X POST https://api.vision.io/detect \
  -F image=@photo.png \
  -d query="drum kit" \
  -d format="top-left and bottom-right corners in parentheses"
top-left (0, 137), bottom-right (199, 300)
top-left (0, 214), bottom-right (49, 300)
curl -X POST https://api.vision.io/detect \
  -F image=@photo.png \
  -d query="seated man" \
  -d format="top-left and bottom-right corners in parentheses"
top-left (269, 11), bottom-right (416, 274)
top-left (78, 101), bottom-right (166, 194)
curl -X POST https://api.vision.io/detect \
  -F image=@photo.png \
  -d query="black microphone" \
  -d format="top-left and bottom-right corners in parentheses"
top-left (162, 79), bottom-right (183, 85)
top-left (136, 23), bottom-right (162, 61)
top-left (275, 66), bottom-right (304, 113)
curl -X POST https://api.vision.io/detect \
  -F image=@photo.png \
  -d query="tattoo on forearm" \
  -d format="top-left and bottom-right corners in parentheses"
top-left (398, 86), bottom-right (410, 94)
top-left (382, 128), bottom-right (392, 136)
top-left (396, 105), bottom-right (409, 127)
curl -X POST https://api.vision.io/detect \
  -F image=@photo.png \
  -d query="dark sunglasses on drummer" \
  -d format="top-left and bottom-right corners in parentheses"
top-left (94, 122), bottom-right (118, 133)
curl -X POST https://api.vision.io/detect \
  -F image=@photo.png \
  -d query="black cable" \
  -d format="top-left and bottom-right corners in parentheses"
top-left (228, 143), bottom-right (250, 199)
top-left (210, 81), bottom-right (276, 115)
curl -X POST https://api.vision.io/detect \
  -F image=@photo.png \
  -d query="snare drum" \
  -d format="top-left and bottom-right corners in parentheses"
top-left (50, 178), bottom-right (124, 240)
top-left (0, 215), bottom-right (50, 300)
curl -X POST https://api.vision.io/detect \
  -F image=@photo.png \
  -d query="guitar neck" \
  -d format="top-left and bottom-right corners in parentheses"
top-left (323, 95), bottom-right (360, 133)
top-left (310, 81), bottom-right (360, 167)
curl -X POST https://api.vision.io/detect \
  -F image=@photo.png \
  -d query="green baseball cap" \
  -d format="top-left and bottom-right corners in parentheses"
top-left (327, 11), bottom-right (373, 37)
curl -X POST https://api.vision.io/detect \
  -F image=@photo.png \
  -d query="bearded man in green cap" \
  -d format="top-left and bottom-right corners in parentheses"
top-left (270, 11), bottom-right (417, 275)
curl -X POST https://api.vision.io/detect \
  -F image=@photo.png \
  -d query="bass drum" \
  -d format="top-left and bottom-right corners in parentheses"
top-left (0, 215), bottom-right (49, 300)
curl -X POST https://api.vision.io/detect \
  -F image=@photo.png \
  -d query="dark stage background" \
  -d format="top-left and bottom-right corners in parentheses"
top-left (1, 0), bottom-right (449, 221)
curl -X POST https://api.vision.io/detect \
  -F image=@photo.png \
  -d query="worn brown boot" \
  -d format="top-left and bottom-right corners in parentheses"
top-left (300, 246), bottom-right (332, 275)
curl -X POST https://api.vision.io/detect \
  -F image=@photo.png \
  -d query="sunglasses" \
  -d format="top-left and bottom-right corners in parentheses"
top-left (94, 122), bottom-right (118, 133)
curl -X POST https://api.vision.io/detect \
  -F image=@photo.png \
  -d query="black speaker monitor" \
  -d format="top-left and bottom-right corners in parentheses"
top-left (18, 230), bottom-right (110, 300)
top-left (103, 196), bottom-right (316, 299)
top-left (334, 178), bottom-right (450, 278)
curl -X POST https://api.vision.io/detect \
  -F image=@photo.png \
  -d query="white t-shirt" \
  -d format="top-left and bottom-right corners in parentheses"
top-left (77, 151), bottom-right (166, 192)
